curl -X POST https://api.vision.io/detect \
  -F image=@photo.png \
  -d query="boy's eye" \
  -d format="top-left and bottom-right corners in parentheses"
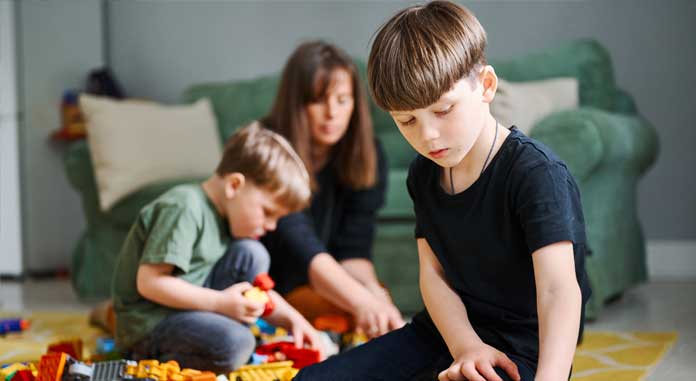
top-left (399, 118), bottom-right (416, 126)
top-left (435, 105), bottom-right (453, 116)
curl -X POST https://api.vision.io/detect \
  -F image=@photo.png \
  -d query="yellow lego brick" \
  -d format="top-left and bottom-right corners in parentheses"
top-left (237, 361), bottom-right (294, 370)
top-left (244, 288), bottom-right (269, 304)
top-left (125, 364), bottom-right (138, 377)
top-left (1, 364), bottom-right (28, 380)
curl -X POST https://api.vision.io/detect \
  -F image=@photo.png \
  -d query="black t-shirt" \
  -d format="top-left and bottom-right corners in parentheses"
top-left (408, 127), bottom-right (591, 369)
top-left (262, 140), bottom-right (387, 294)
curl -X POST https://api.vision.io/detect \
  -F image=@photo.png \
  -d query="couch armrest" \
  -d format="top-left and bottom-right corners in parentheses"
top-left (531, 108), bottom-right (605, 182)
top-left (532, 107), bottom-right (659, 182)
top-left (613, 88), bottom-right (638, 114)
top-left (64, 141), bottom-right (96, 194)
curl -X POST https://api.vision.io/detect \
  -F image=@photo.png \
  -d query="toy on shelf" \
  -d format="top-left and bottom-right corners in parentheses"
top-left (228, 361), bottom-right (297, 381)
top-left (243, 273), bottom-right (275, 317)
top-left (52, 90), bottom-right (86, 141)
top-left (0, 318), bottom-right (30, 335)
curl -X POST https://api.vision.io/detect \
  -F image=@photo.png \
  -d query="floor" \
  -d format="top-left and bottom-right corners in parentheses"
top-left (0, 279), bottom-right (694, 380)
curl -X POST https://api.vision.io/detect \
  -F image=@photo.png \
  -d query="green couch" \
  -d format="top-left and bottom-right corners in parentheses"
top-left (65, 39), bottom-right (658, 319)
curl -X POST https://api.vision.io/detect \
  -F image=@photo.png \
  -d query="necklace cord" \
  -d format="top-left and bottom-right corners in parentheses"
top-left (449, 120), bottom-right (500, 195)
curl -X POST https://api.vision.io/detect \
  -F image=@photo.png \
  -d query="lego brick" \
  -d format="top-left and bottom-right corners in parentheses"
top-left (37, 353), bottom-right (67, 381)
top-left (10, 370), bottom-right (34, 381)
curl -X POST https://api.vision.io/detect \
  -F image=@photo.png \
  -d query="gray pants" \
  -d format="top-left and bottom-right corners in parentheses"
top-left (130, 239), bottom-right (270, 373)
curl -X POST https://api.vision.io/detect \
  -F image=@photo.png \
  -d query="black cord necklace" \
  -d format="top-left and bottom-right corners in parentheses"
top-left (449, 120), bottom-right (499, 195)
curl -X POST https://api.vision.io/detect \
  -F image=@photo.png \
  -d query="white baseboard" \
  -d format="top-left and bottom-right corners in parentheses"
top-left (647, 240), bottom-right (696, 281)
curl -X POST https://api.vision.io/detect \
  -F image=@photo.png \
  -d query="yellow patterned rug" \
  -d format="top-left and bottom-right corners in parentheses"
top-left (0, 311), bottom-right (105, 364)
top-left (0, 312), bottom-right (678, 381)
top-left (571, 331), bottom-right (678, 381)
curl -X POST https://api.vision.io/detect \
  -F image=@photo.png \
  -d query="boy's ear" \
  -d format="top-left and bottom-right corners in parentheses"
top-left (480, 65), bottom-right (498, 104)
top-left (223, 173), bottom-right (246, 199)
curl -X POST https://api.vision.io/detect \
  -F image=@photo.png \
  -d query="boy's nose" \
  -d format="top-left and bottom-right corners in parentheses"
top-left (420, 122), bottom-right (440, 141)
top-left (265, 220), bottom-right (277, 232)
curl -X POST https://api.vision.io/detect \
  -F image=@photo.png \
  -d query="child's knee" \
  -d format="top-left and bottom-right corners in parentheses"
top-left (230, 239), bottom-right (270, 274)
top-left (215, 327), bottom-right (257, 371)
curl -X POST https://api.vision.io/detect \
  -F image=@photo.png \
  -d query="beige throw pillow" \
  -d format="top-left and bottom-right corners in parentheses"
top-left (80, 94), bottom-right (221, 211)
top-left (491, 77), bottom-right (579, 135)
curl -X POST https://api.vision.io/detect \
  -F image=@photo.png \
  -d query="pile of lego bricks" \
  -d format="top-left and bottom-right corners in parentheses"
top-left (1, 351), bottom-right (299, 381)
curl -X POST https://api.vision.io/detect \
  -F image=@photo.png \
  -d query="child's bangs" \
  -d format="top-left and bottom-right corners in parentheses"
top-left (270, 171), bottom-right (311, 213)
top-left (368, 2), bottom-right (487, 111)
top-left (371, 42), bottom-right (468, 112)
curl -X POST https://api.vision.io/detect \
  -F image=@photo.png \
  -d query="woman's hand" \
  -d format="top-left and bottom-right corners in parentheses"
top-left (353, 293), bottom-right (405, 339)
top-left (438, 341), bottom-right (520, 381)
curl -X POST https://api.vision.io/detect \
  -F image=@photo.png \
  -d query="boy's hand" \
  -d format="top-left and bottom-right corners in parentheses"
top-left (287, 314), bottom-right (326, 360)
top-left (216, 282), bottom-right (265, 324)
top-left (353, 294), bottom-right (405, 339)
top-left (439, 342), bottom-right (520, 381)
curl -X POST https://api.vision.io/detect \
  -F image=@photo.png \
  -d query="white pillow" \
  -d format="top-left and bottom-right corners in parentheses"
top-left (491, 77), bottom-right (579, 135)
top-left (80, 94), bottom-right (222, 211)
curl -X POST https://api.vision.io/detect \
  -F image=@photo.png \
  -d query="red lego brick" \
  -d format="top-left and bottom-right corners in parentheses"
top-left (11, 370), bottom-right (35, 381)
top-left (47, 339), bottom-right (82, 361)
top-left (252, 273), bottom-right (275, 291)
top-left (255, 341), bottom-right (320, 369)
top-left (37, 353), bottom-right (66, 381)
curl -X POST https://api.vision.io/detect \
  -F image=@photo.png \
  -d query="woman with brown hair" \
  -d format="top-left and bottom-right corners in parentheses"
top-left (260, 41), bottom-right (404, 339)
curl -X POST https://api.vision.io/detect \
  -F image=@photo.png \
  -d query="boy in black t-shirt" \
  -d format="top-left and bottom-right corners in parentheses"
top-left (295, 2), bottom-right (591, 381)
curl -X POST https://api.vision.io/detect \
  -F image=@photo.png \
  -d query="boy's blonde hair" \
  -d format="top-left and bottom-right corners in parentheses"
top-left (368, 0), bottom-right (487, 111)
top-left (216, 122), bottom-right (311, 212)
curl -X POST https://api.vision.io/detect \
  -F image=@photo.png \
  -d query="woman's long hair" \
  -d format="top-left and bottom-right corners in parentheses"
top-left (261, 41), bottom-right (377, 190)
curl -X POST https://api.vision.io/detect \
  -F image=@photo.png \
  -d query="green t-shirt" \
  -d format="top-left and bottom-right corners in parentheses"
top-left (112, 184), bottom-right (231, 349)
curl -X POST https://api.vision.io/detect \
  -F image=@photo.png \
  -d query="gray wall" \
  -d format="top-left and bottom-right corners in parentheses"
top-left (14, 0), bottom-right (695, 272)
top-left (17, 1), bottom-right (102, 271)
top-left (107, 0), bottom-right (695, 240)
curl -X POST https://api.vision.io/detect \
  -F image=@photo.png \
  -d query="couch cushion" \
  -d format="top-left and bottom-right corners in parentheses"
top-left (80, 95), bottom-right (221, 211)
top-left (491, 77), bottom-right (579, 135)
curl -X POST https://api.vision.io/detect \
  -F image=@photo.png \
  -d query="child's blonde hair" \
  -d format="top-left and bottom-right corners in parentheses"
top-left (216, 122), bottom-right (311, 212)
top-left (368, 0), bottom-right (487, 111)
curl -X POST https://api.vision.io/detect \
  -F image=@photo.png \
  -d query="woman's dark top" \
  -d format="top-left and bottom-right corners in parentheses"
top-left (261, 140), bottom-right (387, 294)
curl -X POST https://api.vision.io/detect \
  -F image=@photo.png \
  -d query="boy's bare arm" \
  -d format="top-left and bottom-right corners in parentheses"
top-left (418, 239), bottom-right (519, 381)
top-left (136, 263), bottom-right (264, 324)
top-left (532, 241), bottom-right (582, 381)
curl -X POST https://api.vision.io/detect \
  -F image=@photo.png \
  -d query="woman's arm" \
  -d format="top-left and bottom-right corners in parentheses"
top-left (532, 241), bottom-right (582, 381)
top-left (339, 258), bottom-right (387, 297)
top-left (308, 253), bottom-right (404, 337)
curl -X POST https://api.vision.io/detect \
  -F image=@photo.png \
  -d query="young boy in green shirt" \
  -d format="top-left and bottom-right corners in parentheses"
top-left (112, 123), bottom-right (322, 372)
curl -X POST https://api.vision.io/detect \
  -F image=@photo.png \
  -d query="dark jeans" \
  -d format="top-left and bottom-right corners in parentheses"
top-left (130, 239), bottom-right (270, 373)
top-left (295, 314), bottom-right (536, 381)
